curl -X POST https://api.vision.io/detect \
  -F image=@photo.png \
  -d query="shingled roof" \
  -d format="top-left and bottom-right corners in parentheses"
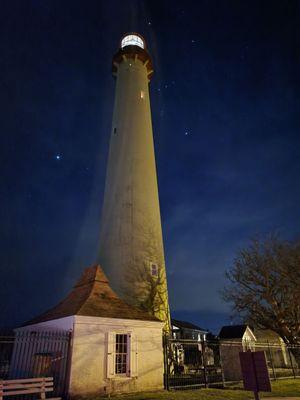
top-left (218, 325), bottom-right (248, 339)
top-left (24, 265), bottom-right (160, 326)
top-left (171, 319), bottom-right (208, 332)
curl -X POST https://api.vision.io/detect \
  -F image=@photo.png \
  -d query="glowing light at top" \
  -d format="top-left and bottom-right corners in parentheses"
top-left (121, 34), bottom-right (144, 49)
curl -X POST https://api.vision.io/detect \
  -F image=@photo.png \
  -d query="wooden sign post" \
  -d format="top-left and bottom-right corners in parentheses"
top-left (239, 351), bottom-right (271, 400)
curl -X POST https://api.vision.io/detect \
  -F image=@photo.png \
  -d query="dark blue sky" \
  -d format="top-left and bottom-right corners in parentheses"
top-left (1, 0), bottom-right (299, 334)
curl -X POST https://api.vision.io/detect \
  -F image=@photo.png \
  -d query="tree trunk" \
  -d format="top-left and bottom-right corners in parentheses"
top-left (290, 347), bottom-right (300, 368)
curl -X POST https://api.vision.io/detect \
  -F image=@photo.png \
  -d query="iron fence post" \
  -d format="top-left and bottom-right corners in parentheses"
top-left (218, 345), bottom-right (226, 388)
top-left (162, 335), bottom-right (170, 391)
top-left (201, 339), bottom-right (207, 388)
top-left (287, 346), bottom-right (296, 379)
top-left (267, 340), bottom-right (276, 380)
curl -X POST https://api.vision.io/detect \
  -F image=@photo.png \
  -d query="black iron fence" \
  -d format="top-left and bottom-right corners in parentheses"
top-left (255, 341), bottom-right (300, 380)
top-left (0, 330), bottom-right (71, 398)
top-left (163, 338), bottom-right (224, 390)
top-left (163, 336), bottom-right (300, 390)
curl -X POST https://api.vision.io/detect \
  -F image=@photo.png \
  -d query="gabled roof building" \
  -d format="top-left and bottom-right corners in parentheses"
top-left (218, 324), bottom-right (256, 381)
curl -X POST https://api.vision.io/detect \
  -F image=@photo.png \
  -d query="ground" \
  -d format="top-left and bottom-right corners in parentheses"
top-left (83, 379), bottom-right (300, 400)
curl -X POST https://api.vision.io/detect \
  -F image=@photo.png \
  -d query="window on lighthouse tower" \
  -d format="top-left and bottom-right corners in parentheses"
top-left (150, 262), bottom-right (158, 277)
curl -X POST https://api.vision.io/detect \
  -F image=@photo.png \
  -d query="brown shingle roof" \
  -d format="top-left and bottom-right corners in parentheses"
top-left (24, 265), bottom-right (160, 326)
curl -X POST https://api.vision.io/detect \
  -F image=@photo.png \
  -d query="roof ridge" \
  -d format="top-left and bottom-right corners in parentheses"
top-left (23, 265), bottom-right (160, 326)
top-left (75, 280), bottom-right (96, 314)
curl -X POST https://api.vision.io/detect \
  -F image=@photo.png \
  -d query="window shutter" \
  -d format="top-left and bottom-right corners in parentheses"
top-left (107, 331), bottom-right (115, 378)
top-left (130, 333), bottom-right (138, 377)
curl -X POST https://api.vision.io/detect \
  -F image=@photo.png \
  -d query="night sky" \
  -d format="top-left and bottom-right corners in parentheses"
top-left (1, 0), bottom-right (299, 334)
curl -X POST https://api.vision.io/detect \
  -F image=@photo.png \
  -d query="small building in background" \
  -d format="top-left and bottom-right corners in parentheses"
top-left (219, 324), bottom-right (256, 381)
top-left (170, 319), bottom-right (214, 372)
top-left (171, 319), bottom-right (208, 341)
top-left (253, 328), bottom-right (292, 372)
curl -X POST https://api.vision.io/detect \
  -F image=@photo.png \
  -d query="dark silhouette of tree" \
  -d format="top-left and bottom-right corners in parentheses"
top-left (222, 235), bottom-right (300, 364)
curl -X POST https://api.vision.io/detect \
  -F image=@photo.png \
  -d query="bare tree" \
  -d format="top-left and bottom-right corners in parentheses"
top-left (222, 235), bottom-right (300, 363)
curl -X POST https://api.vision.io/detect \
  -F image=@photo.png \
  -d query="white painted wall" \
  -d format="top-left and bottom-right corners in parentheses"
top-left (69, 316), bottom-right (164, 396)
top-left (99, 50), bottom-right (170, 324)
top-left (13, 315), bottom-right (164, 396)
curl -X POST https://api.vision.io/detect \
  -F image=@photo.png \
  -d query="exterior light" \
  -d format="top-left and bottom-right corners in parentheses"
top-left (121, 34), bottom-right (144, 49)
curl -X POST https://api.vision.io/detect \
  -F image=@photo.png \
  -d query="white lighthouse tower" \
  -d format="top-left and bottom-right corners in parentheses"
top-left (99, 33), bottom-right (170, 328)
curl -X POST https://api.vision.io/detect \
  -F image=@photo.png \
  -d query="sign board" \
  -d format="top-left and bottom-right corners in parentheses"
top-left (239, 351), bottom-right (271, 395)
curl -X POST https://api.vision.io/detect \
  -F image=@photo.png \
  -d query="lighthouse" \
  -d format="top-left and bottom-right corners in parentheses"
top-left (99, 33), bottom-right (170, 328)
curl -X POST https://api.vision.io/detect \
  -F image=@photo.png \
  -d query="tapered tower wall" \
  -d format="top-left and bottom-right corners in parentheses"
top-left (99, 34), bottom-right (170, 328)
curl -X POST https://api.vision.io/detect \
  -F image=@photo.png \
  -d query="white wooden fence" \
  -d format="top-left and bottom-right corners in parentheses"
top-left (1, 330), bottom-right (71, 397)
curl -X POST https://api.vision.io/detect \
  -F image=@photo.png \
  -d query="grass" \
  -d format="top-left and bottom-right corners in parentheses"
top-left (262, 378), bottom-right (300, 397)
top-left (88, 379), bottom-right (300, 400)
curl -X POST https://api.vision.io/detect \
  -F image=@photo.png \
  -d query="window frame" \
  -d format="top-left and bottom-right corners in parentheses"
top-left (115, 333), bottom-right (129, 376)
top-left (107, 331), bottom-right (138, 379)
top-left (150, 262), bottom-right (159, 278)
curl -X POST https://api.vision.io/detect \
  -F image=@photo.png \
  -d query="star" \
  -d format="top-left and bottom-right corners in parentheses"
top-left (148, 21), bottom-right (151, 26)
top-left (185, 131), bottom-right (189, 136)
top-left (55, 154), bottom-right (61, 160)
